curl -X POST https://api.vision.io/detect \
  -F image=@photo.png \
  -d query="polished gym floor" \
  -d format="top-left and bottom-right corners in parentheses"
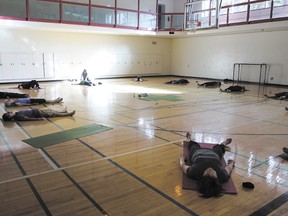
top-left (0, 77), bottom-right (287, 216)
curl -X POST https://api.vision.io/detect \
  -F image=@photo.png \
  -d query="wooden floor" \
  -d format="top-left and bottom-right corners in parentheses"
top-left (0, 77), bottom-right (288, 216)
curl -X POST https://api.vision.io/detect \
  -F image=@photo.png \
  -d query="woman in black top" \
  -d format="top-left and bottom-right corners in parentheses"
top-left (180, 135), bottom-right (235, 198)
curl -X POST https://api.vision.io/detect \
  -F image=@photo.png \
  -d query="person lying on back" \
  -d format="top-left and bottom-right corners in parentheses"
top-left (2, 107), bottom-right (75, 121)
top-left (180, 134), bottom-right (235, 198)
top-left (0, 91), bottom-right (28, 98)
top-left (165, 79), bottom-right (189, 84)
top-left (264, 92), bottom-right (288, 100)
top-left (220, 85), bottom-right (246, 92)
top-left (5, 97), bottom-right (63, 107)
top-left (196, 81), bottom-right (221, 87)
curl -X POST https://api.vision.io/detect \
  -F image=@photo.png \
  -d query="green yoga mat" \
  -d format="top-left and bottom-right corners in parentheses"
top-left (138, 94), bottom-right (182, 102)
top-left (22, 124), bottom-right (112, 149)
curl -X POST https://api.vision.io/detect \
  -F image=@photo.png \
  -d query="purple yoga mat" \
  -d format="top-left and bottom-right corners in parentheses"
top-left (182, 141), bottom-right (237, 194)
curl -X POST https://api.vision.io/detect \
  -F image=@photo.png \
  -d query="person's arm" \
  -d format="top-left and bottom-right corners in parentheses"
top-left (280, 93), bottom-right (288, 100)
top-left (14, 102), bottom-right (26, 106)
top-left (225, 159), bottom-right (235, 175)
top-left (180, 157), bottom-right (191, 175)
top-left (20, 117), bottom-right (46, 121)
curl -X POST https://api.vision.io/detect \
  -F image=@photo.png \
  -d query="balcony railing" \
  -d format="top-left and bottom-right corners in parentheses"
top-left (0, 0), bottom-right (287, 32)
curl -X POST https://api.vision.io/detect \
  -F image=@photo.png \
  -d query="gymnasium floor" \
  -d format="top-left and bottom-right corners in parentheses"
top-left (0, 77), bottom-right (287, 216)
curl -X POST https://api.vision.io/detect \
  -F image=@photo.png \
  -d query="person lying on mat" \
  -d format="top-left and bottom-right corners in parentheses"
top-left (18, 80), bottom-right (40, 89)
top-left (180, 134), bottom-right (235, 198)
top-left (220, 85), bottom-right (246, 92)
top-left (2, 107), bottom-right (75, 121)
top-left (4, 97), bottom-right (63, 107)
top-left (165, 79), bottom-right (189, 84)
top-left (0, 91), bottom-right (29, 98)
top-left (264, 92), bottom-right (288, 100)
top-left (196, 81), bottom-right (221, 87)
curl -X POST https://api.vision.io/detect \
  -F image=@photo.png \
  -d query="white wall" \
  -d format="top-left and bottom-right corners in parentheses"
top-left (171, 22), bottom-right (288, 85)
top-left (0, 27), bottom-right (172, 81)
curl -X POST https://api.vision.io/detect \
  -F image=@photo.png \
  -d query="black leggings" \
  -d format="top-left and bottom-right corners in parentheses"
top-left (0, 92), bottom-right (27, 98)
top-left (188, 140), bottom-right (226, 161)
top-left (30, 99), bottom-right (46, 104)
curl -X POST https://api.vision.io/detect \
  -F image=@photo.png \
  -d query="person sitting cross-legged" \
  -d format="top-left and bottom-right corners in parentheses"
top-left (80, 69), bottom-right (95, 86)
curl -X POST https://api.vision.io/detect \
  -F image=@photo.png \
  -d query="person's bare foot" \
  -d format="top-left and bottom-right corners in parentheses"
top-left (179, 157), bottom-right (185, 168)
top-left (221, 138), bottom-right (232, 146)
top-left (186, 132), bottom-right (191, 141)
top-left (69, 110), bottom-right (76, 116)
top-left (53, 97), bottom-right (62, 103)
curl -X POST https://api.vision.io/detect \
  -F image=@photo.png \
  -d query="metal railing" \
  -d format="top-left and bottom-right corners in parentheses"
top-left (0, 0), bottom-right (287, 32)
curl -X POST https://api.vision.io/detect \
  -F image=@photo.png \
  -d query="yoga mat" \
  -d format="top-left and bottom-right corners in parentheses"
top-left (22, 124), bottom-right (112, 149)
top-left (182, 141), bottom-right (237, 194)
top-left (138, 94), bottom-right (182, 102)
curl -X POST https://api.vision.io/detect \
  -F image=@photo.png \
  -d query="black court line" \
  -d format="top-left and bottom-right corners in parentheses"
top-left (23, 120), bottom-right (288, 215)
top-left (0, 133), bottom-right (52, 216)
top-left (41, 148), bottom-right (110, 216)
top-left (10, 119), bottom-right (110, 216)
top-left (77, 139), bottom-right (199, 216)
top-left (249, 191), bottom-right (288, 216)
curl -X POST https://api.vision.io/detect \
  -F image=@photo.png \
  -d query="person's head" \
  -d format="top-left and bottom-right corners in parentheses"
top-left (2, 112), bottom-right (15, 121)
top-left (4, 99), bottom-right (14, 107)
top-left (29, 80), bottom-right (39, 88)
top-left (197, 168), bottom-right (222, 198)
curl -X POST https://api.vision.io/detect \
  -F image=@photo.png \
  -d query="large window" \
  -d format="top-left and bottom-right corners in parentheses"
top-left (249, 1), bottom-right (272, 21)
top-left (0, 0), bottom-right (288, 32)
top-left (0, 0), bottom-right (26, 18)
top-left (117, 0), bottom-right (138, 10)
top-left (29, 0), bottom-right (60, 20)
top-left (117, 10), bottom-right (138, 27)
top-left (91, 0), bottom-right (115, 7)
top-left (62, 3), bottom-right (89, 23)
top-left (273, 0), bottom-right (288, 19)
top-left (91, 7), bottom-right (115, 25)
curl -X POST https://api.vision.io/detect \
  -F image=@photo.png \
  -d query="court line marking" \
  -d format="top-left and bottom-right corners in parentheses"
top-left (37, 148), bottom-right (58, 169)
top-left (0, 139), bottom-right (184, 185)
